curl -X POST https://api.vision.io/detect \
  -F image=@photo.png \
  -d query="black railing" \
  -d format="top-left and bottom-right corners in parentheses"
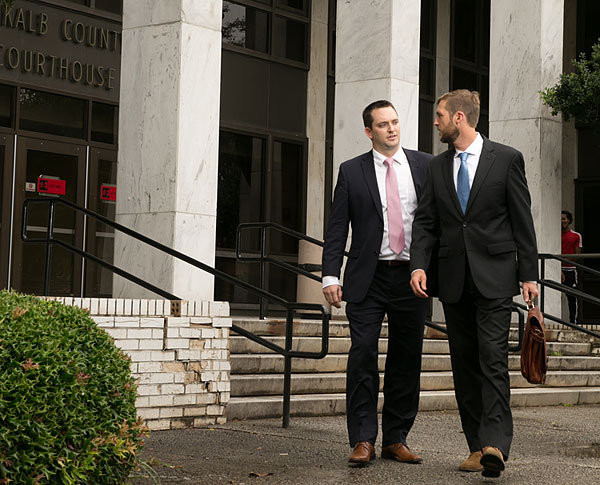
top-left (22, 199), bottom-right (600, 428)
top-left (235, 222), bottom-right (341, 320)
top-left (21, 198), bottom-right (330, 428)
top-left (235, 222), bottom-right (528, 349)
top-left (537, 253), bottom-right (600, 339)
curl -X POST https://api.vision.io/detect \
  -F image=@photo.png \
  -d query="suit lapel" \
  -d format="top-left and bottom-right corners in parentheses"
top-left (441, 150), bottom-right (463, 215)
top-left (466, 137), bottom-right (495, 214)
top-left (361, 151), bottom-right (383, 221)
top-left (403, 148), bottom-right (422, 199)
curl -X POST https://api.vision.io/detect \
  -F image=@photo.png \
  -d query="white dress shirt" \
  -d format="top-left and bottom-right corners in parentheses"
top-left (453, 133), bottom-right (483, 189)
top-left (323, 147), bottom-right (419, 289)
top-left (410, 133), bottom-right (483, 278)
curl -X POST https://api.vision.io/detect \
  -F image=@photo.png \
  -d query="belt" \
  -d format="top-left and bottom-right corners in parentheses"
top-left (378, 259), bottom-right (409, 267)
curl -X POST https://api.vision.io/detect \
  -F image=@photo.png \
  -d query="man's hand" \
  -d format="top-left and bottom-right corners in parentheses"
top-left (410, 270), bottom-right (429, 298)
top-left (323, 285), bottom-right (343, 308)
top-left (522, 281), bottom-right (539, 304)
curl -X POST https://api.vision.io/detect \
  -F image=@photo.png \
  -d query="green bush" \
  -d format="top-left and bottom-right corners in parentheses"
top-left (0, 291), bottom-right (147, 484)
top-left (540, 39), bottom-right (600, 130)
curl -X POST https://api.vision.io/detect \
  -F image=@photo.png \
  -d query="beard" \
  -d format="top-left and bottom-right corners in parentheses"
top-left (439, 125), bottom-right (460, 144)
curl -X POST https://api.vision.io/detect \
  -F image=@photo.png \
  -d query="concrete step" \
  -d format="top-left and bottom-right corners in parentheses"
top-left (231, 353), bottom-right (600, 374)
top-left (233, 319), bottom-right (352, 337)
top-left (231, 370), bottom-right (600, 396)
top-left (230, 336), bottom-right (592, 357)
top-left (226, 387), bottom-right (600, 420)
top-left (232, 319), bottom-right (484, 339)
top-left (231, 336), bottom-right (448, 355)
top-left (233, 318), bottom-right (599, 344)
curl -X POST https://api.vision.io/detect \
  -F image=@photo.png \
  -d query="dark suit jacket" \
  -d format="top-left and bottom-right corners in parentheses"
top-left (322, 148), bottom-right (432, 303)
top-left (410, 136), bottom-right (539, 303)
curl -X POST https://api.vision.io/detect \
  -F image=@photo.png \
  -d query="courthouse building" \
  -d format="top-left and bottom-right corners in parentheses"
top-left (1, 0), bottom-right (599, 319)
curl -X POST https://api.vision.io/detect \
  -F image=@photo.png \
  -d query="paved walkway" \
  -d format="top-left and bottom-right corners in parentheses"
top-left (129, 405), bottom-right (600, 484)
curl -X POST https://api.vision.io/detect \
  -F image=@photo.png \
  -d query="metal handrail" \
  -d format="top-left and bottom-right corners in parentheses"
top-left (236, 223), bottom-right (535, 351)
top-left (538, 253), bottom-right (600, 336)
top-left (235, 221), bottom-right (348, 318)
top-left (513, 301), bottom-right (600, 339)
top-left (21, 198), bottom-right (330, 428)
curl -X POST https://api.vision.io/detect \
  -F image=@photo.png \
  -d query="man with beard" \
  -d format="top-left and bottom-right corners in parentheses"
top-left (409, 90), bottom-right (539, 478)
top-left (322, 100), bottom-right (431, 466)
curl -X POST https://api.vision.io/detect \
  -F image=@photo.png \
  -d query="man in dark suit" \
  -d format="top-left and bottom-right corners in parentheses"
top-left (322, 100), bottom-right (432, 465)
top-left (409, 90), bottom-right (539, 478)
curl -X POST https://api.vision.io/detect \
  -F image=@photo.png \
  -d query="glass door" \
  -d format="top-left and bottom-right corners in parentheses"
top-left (11, 137), bottom-right (86, 295)
top-left (85, 147), bottom-right (117, 297)
top-left (215, 130), bottom-right (307, 306)
top-left (0, 133), bottom-right (14, 289)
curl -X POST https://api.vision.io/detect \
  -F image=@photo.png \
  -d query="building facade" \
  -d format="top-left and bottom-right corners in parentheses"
top-left (1, 0), bottom-right (598, 320)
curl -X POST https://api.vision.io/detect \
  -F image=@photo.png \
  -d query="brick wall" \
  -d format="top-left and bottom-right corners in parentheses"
top-left (43, 297), bottom-right (231, 430)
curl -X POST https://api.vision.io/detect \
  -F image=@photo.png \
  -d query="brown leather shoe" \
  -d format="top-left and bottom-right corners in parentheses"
top-left (480, 446), bottom-right (505, 478)
top-left (381, 443), bottom-right (423, 463)
top-left (348, 441), bottom-right (375, 465)
top-left (458, 451), bottom-right (483, 472)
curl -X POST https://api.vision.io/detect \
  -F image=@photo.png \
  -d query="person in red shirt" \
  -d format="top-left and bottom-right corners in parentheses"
top-left (561, 210), bottom-right (582, 323)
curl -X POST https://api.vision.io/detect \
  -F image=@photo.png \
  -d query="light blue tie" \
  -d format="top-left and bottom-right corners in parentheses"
top-left (457, 152), bottom-right (470, 214)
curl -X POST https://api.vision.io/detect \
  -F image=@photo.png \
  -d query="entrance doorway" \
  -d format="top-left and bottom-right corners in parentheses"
top-left (85, 147), bottom-right (117, 297)
top-left (215, 130), bottom-right (307, 308)
top-left (11, 137), bottom-right (86, 295)
top-left (4, 136), bottom-right (117, 297)
top-left (0, 134), bottom-right (14, 288)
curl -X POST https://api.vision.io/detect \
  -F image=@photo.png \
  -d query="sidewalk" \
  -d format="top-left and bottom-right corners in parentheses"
top-left (129, 405), bottom-right (600, 484)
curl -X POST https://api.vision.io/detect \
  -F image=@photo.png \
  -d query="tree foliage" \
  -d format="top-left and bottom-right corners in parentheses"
top-left (540, 39), bottom-right (600, 129)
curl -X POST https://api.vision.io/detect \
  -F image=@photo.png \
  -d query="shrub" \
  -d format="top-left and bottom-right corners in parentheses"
top-left (0, 291), bottom-right (147, 484)
top-left (540, 39), bottom-right (600, 130)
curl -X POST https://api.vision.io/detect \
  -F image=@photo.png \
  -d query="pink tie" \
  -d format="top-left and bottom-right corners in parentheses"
top-left (384, 158), bottom-right (405, 255)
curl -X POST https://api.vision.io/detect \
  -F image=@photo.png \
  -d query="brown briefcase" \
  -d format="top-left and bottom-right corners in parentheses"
top-left (520, 302), bottom-right (548, 384)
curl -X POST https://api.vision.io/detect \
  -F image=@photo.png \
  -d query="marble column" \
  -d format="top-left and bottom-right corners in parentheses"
top-left (489, 0), bottom-right (563, 313)
top-left (114, 0), bottom-right (222, 300)
top-left (334, 0), bottom-right (422, 167)
top-left (331, 0), bottom-right (421, 317)
top-left (305, 0), bottom-right (329, 240)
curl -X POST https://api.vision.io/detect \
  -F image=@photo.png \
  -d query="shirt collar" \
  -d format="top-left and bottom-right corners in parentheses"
top-left (373, 147), bottom-right (406, 167)
top-left (454, 132), bottom-right (483, 158)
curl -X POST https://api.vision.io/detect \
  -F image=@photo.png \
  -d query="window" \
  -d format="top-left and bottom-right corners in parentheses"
top-left (62, 0), bottom-right (122, 15)
top-left (277, 0), bottom-right (307, 14)
top-left (273, 16), bottom-right (307, 63)
top-left (2, 86), bottom-right (117, 145)
top-left (0, 85), bottom-right (14, 128)
top-left (19, 89), bottom-right (87, 139)
top-left (418, 0), bottom-right (436, 153)
top-left (215, 130), bottom-right (306, 305)
top-left (94, 0), bottom-right (122, 15)
top-left (222, 2), bottom-right (270, 53)
top-left (324, 0), bottom-right (336, 231)
top-left (91, 102), bottom-right (118, 144)
top-left (222, 0), bottom-right (309, 65)
top-left (451, 0), bottom-right (490, 136)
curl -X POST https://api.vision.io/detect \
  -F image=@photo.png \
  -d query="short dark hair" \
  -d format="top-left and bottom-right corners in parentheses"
top-left (362, 100), bottom-right (397, 128)
top-left (562, 210), bottom-right (573, 223)
top-left (437, 89), bottom-right (480, 128)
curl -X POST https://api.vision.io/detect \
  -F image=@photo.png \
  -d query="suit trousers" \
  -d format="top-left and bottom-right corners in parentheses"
top-left (345, 264), bottom-right (427, 447)
top-left (442, 263), bottom-right (513, 459)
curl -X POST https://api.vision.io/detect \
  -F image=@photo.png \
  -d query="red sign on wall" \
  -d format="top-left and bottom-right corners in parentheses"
top-left (100, 185), bottom-right (117, 201)
top-left (37, 177), bottom-right (66, 195)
